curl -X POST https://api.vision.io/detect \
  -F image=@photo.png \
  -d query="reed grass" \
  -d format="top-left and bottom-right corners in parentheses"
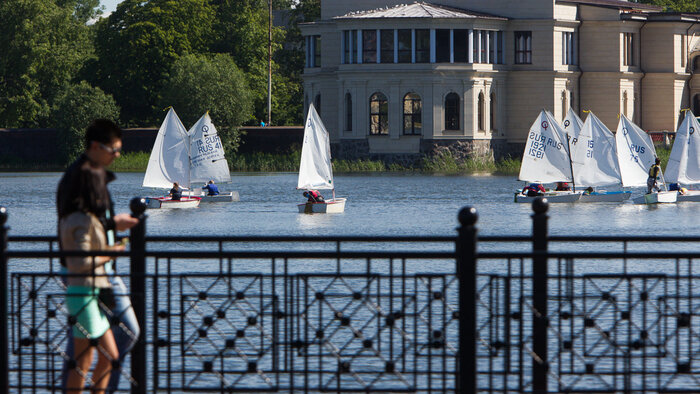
top-left (108, 151), bottom-right (150, 172)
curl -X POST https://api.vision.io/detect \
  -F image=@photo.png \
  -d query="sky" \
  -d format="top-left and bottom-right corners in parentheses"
top-left (101, 0), bottom-right (122, 14)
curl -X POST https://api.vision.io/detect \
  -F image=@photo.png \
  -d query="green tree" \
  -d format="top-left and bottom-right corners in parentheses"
top-left (159, 53), bottom-right (253, 153)
top-left (52, 81), bottom-right (120, 163)
top-left (637, 0), bottom-right (700, 11)
top-left (92, 0), bottom-right (215, 125)
top-left (0, 0), bottom-right (93, 127)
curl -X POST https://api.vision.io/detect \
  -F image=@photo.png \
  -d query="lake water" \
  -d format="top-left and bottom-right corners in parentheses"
top-left (0, 171), bottom-right (698, 238)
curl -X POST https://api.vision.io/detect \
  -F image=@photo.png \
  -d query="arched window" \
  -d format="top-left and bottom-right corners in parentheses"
top-left (622, 91), bottom-right (628, 117)
top-left (403, 93), bottom-right (422, 135)
top-left (344, 93), bottom-right (352, 131)
top-left (369, 92), bottom-right (388, 135)
top-left (477, 92), bottom-right (485, 131)
top-left (694, 56), bottom-right (700, 73)
top-left (490, 92), bottom-right (496, 131)
top-left (445, 93), bottom-right (460, 130)
top-left (314, 94), bottom-right (321, 115)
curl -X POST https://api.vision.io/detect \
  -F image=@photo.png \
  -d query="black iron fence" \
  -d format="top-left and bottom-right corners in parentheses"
top-left (1, 198), bottom-right (700, 393)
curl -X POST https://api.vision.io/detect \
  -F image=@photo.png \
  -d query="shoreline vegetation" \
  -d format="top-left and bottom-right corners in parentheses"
top-left (0, 147), bottom-right (671, 176)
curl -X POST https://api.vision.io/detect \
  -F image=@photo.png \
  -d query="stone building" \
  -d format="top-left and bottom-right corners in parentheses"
top-left (300, 0), bottom-right (700, 162)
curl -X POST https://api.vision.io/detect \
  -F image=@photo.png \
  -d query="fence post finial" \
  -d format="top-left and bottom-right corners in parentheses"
top-left (129, 198), bottom-right (147, 394)
top-left (531, 196), bottom-right (549, 392)
top-left (0, 206), bottom-right (8, 392)
top-left (457, 206), bottom-right (478, 393)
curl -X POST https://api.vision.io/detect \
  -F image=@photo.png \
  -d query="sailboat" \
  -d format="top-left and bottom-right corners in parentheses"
top-left (515, 110), bottom-right (581, 203)
top-left (186, 112), bottom-right (240, 202)
top-left (665, 110), bottom-right (700, 202)
top-left (570, 111), bottom-right (631, 202)
top-left (142, 108), bottom-right (201, 209)
top-left (615, 114), bottom-right (677, 204)
top-left (297, 104), bottom-right (346, 213)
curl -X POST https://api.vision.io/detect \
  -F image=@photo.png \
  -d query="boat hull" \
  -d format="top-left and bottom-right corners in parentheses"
top-left (677, 190), bottom-right (700, 202)
top-left (579, 191), bottom-right (632, 203)
top-left (632, 191), bottom-right (678, 204)
top-left (297, 198), bottom-right (347, 213)
top-left (200, 192), bottom-right (240, 203)
top-left (514, 192), bottom-right (581, 203)
top-left (145, 196), bottom-right (201, 209)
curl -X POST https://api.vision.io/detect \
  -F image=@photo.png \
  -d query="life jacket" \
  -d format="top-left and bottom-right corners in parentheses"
top-left (309, 190), bottom-right (320, 199)
top-left (648, 164), bottom-right (660, 178)
top-left (527, 184), bottom-right (543, 193)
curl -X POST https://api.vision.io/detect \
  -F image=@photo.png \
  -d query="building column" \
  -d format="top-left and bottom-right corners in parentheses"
top-left (468, 30), bottom-right (474, 63)
top-left (430, 29), bottom-right (436, 63)
top-left (450, 29), bottom-right (454, 63)
top-left (376, 29), bottom-right (381, 64)
top-left (357, 30), bottom-right (363, 64)
top-left (390, 84), bottom-right (400, 139)
top-left (412, 29), bottom-right (416, 63)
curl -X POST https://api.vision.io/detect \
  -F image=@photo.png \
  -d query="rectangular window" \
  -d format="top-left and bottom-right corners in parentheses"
top-left (681, 34), bottom-right (687, 68)
top-left (343, 31), bottom-right (351, 64)
top-left (381, 29), bottom-right (394, 63)
top-left (562, 32), bottom-right (575, 65)
top-left (436, 29), bottom-right (450, 63)
top-left (351, 30), bottom-right (358, 64)
top-left (397, 29), bottom-right (412, 63)
top-left (481, 31), bottom-right (488, 63)
top-left (623, 32), bottom-right (634, 66)
top-left (497, 31), bottom-right (503, 64)
top-left (471, 30), bottom-right (500, 64)
top-left (415, 29), bottom-right (430, 63)
top-left (363, 30), bottom-right (377, 63)
top-left (313, 36), bottom-right (321, 67)
top-left (488, 31), bottom-right (496, 64)
top-left (515, 31), bottom-right (532, 64)
top-left (454, 29), bottom-right (468, 63)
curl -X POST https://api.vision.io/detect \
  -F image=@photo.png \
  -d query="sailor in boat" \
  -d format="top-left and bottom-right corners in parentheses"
top-left (202, 180), bottom-right (220, 196)
top-left (647, 158), bottom-right (662, 194)
top-left (521, 183), bottom-right (546, 197)
top-left (669, 183), bottom-right (689, 195)
top-left (169, 182), bottom-right (182, 200)
top-left (555, 182), bottom-right (571, 191)
top-left (303, 190), bottom-right (325, 203)
top-left (583, 186), bottom-right (594, 195)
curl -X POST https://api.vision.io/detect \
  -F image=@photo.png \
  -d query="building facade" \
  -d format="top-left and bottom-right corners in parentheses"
top-left (300, 0), bottom-right (700, 161)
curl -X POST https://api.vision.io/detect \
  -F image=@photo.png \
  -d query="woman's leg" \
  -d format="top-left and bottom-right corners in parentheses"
top-left (66, 337), bottom-right (93, 393)
top-left (92, 329), bottom-right (119, 393)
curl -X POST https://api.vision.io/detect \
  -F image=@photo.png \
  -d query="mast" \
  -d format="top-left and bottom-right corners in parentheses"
top-left (267, 0), bottom-right (272, 126)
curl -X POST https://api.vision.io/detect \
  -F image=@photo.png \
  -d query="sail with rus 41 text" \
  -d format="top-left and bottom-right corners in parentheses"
top-left (615, 114), bottom-right (657, 188)
top-left (518, 110), bottom-right (573, 183)
top-left (187, 112), bottom-right (231, 185)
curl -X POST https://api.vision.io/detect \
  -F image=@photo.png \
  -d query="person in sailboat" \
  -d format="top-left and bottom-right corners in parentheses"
top-left (555, 182), bottom-right (571, 191)
top-left (56, 119), bottom-right (140, 393)
top-left (647, 158), bottom-right (662, 194)
top-left (522, 183), bottom-right (546, 197)
top-left (169, 182), bottom-right (182, 200)
top-left (583, 186), bottom-right (594, 195)
top-left (202, 180), bottom-right (220, 196)
top-left (303, 190), bottom-right (325, 203)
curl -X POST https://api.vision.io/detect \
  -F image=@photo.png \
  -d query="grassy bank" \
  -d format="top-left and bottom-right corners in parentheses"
top-left (1, 146), bottom-right (674, 176)
top-left (106, 150), bottom-right (523, 175)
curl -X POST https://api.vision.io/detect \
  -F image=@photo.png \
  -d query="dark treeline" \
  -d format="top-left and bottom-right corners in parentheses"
top-left (0, 0), bottom-right (319, 163)
top-left (637, 0), bottom-right (700, 11)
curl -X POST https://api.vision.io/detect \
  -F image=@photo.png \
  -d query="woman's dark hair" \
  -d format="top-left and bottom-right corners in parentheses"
top-left (85, 119), bottom-right (122, 146)
top-left (75, 165), bottom-right (111, 217)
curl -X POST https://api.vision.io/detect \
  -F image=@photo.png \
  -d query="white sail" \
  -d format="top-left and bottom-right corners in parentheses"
top-left (187, 112), bottom-right (231, 184)
top-left (143, 108), bottom-right (191, 188)
top-left (666, 111), bottom-right (700, 185)
top-left (562, 108), bottom-right (584, 146)
top-left (571, 111), bottom-right (621, 187)
top-left (615, 114), bottom-right (657, 187)
top-left (518, 110), bottom-right (573, 183)
top-left (298, 104), bottom-right (334, 190)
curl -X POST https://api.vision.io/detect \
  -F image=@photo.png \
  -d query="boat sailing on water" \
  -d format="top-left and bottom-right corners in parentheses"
top-left (615, 114), bottom-right (677, 204)
top-left (142, 108), bottom-right (201, 209)
top-left (185, 112), bottom-right (240, 202)
top-left (665, 110), bottom-right (700, 202)
top-left (515, 110), bottom-right (581, 203)
top-left (570, 111), bottom-right (631, 202)
top-left (297, 104), bottom-right (346, 213)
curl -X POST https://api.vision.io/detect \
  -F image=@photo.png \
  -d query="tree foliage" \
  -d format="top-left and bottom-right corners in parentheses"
top-left (0, 0), bottom-right (93, 127)
top-left (52, 81), bottom-right (120, 163)
top-left (637, 0), bottom-right (700, 12)
top-left (159, 54), bottom-right (253, 152)
top-left (92, 0), bottom-right (215, 125)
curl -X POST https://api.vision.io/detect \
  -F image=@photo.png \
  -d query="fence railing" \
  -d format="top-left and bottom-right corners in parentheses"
top-left (1, 198), bottom-right (700, 393)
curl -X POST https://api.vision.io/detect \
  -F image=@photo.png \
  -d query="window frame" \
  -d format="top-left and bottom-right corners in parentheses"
top-left (515, 31), bottom-right (532, 64)
top-left (369, 92), bottom-right (389, 135)
top-left (403, 93), bottom-right (422, 135)
top-left (445, 92), bottom-right (460, 131)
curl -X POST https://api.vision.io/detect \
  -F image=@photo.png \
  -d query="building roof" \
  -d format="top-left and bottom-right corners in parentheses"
top-left (334, 2), bottom-right (507, 21)
top-left (558, 0), bottom-right (661, 12)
